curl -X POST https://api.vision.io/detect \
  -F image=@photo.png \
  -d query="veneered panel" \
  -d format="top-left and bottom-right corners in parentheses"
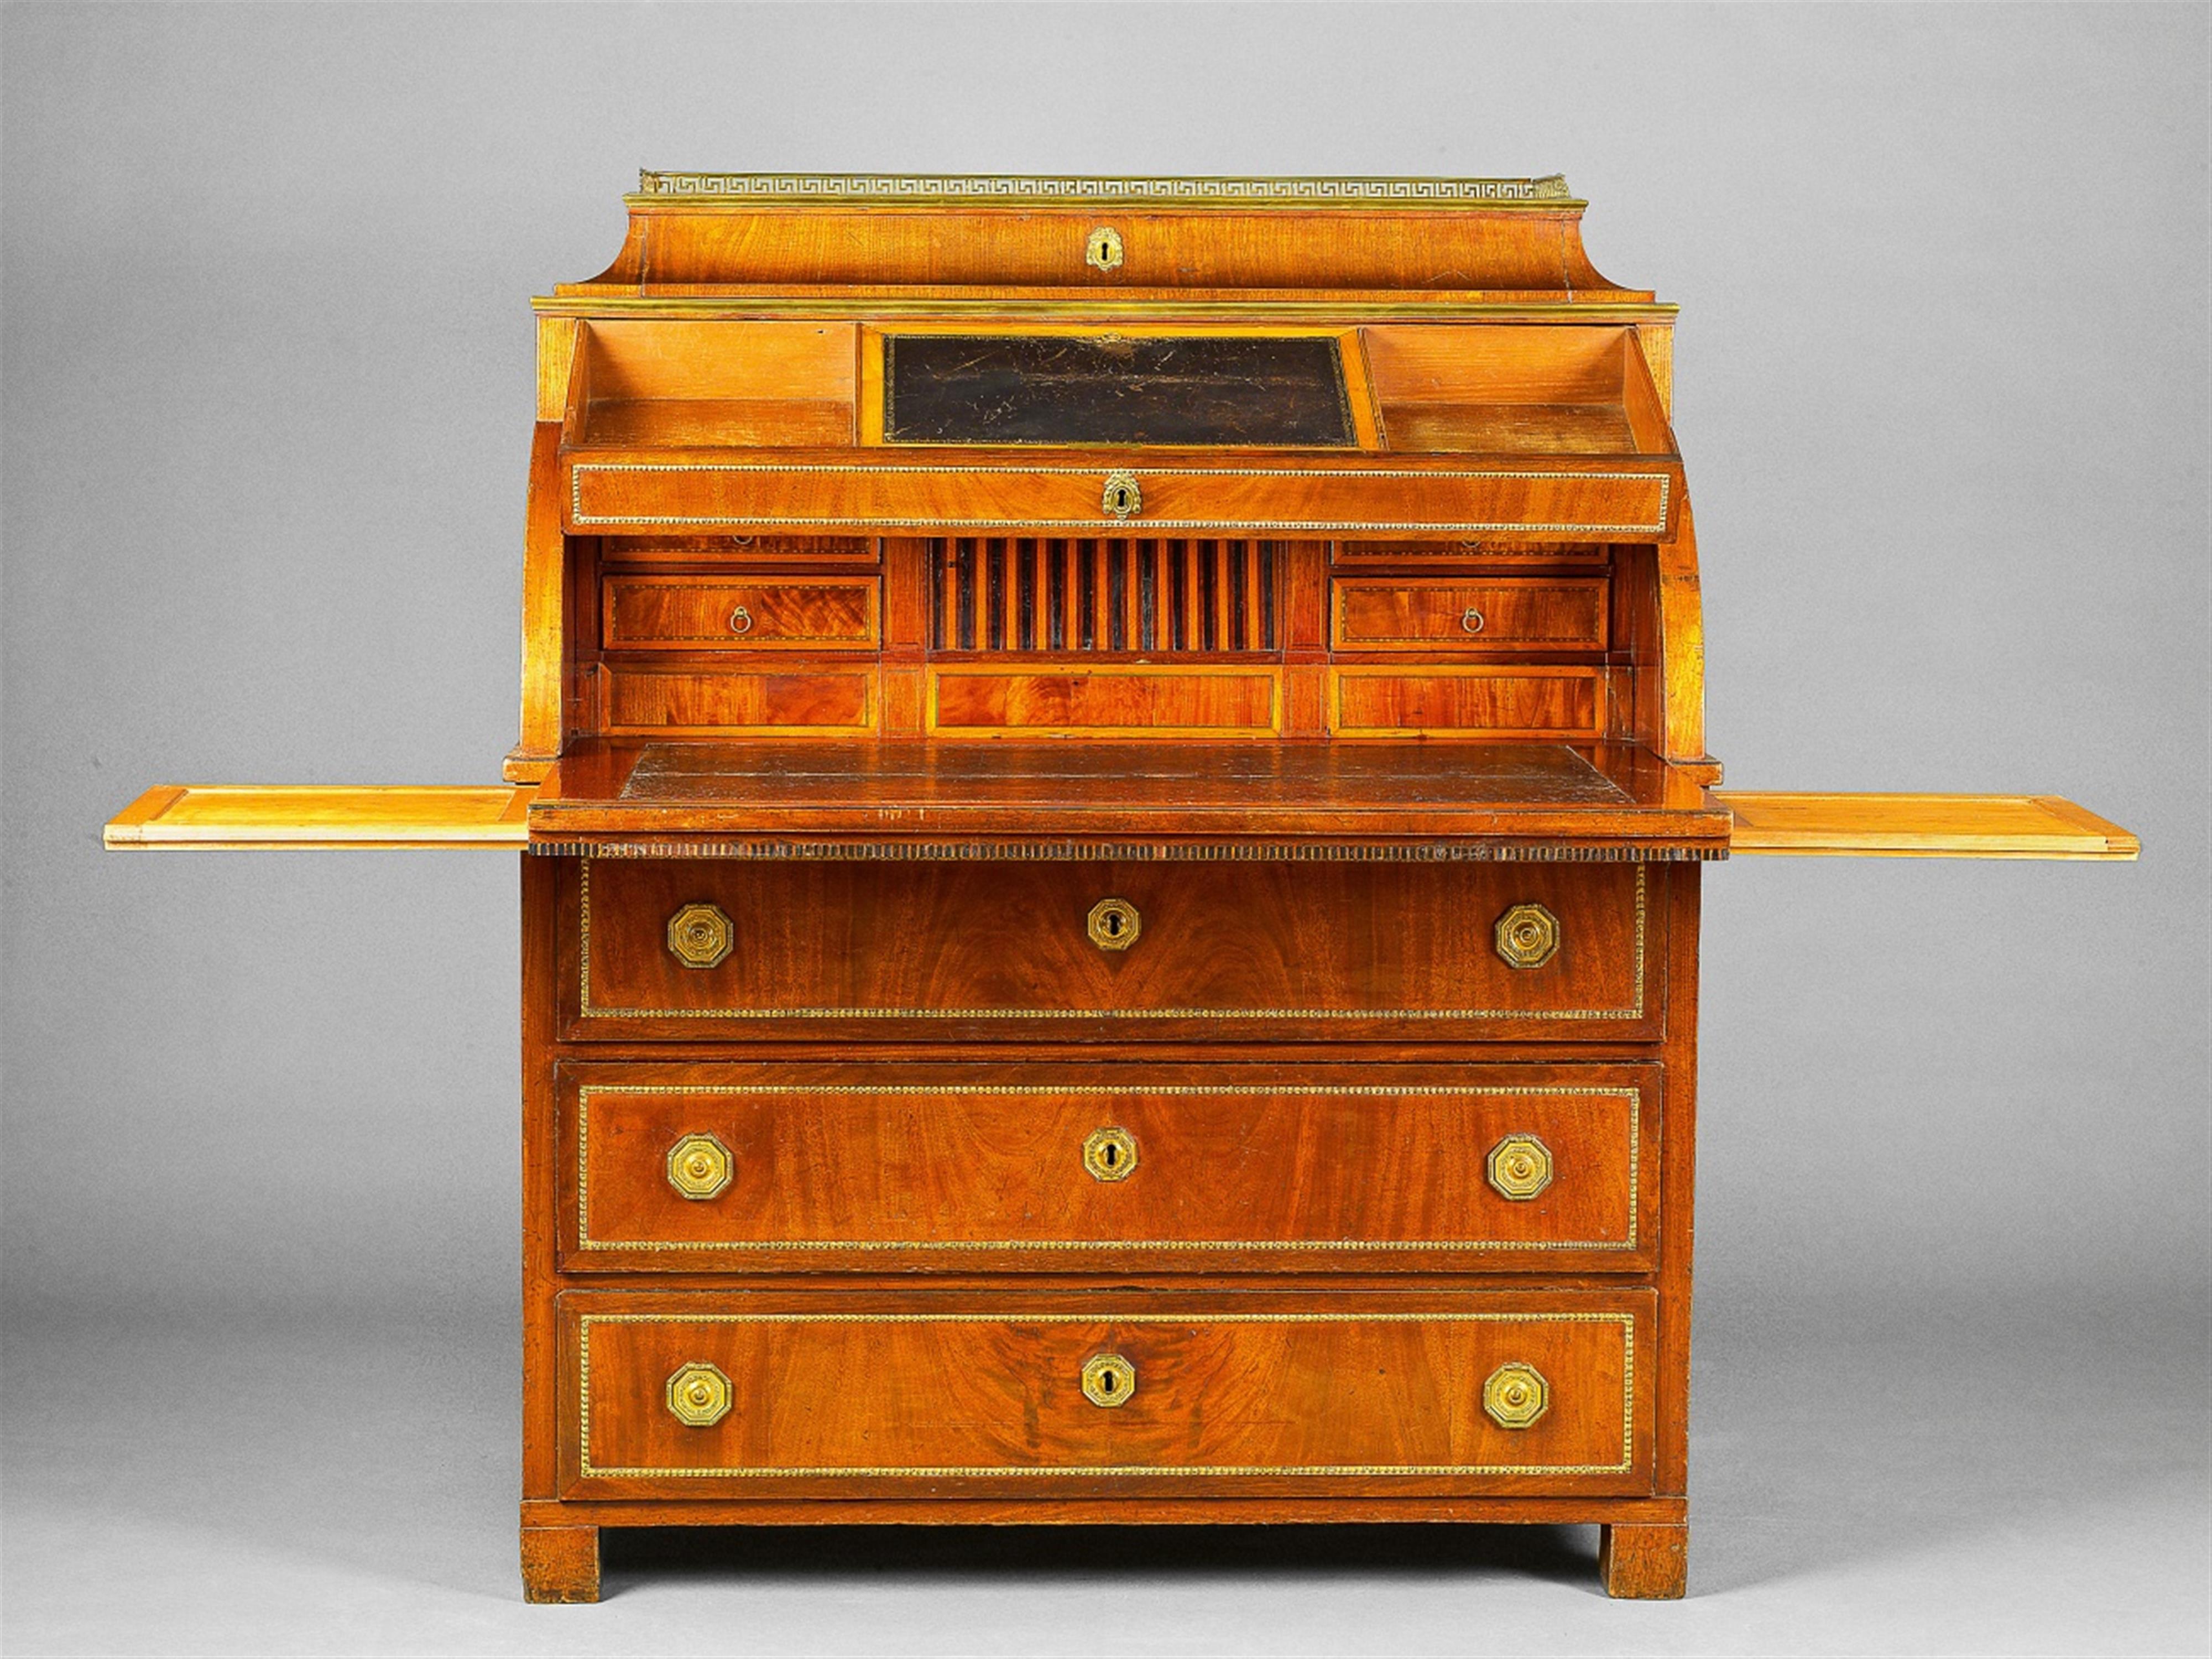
top-left (928, 667), bottom-right (1280, 737)
top-left (562, 1290), bottom-right (1654, 1495)
top-left (560, 857), bottom-right (1657, 1042)
top-left (602, 666), bottom-right (876, 734)
top-left (560, 1061), bottom-right (1658, 1273)
top-left (1330, 667), bottom-right (1604, 737)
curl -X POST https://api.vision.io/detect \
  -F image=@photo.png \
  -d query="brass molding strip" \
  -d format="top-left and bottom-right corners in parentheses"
top-left (532, 299), bottom-right (1680, 323)
top-left (573, 1082), bottom-right (1641, 1254)
top-left (531, 840), bottom-right (1724, 862)
top-left (577, 1310), bottom-right (1635, 1479)
top-left (570, 464), bottom-right (1672, 538)
top-left (630, 173), bottom-right (1580, 207)
top-left (574, 859), bottom-right (1646, 1021)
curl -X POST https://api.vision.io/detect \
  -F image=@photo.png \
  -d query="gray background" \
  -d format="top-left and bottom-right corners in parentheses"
top-left (3, 3), bottom-right (2205, 1653)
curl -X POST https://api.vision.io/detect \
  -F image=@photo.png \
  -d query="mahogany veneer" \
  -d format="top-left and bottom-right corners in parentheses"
top-left (105, 174), bottom-right (2135, 1606)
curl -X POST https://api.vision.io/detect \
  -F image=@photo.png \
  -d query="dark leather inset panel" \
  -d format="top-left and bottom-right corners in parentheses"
top-left (884, 335), bottom-right (1356, 447)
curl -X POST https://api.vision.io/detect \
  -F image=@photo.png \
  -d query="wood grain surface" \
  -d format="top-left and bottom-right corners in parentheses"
top-left (558, 1287), bottom-right (1655, 1499)
top-left (103, 785), bottom-right (533, 849)
top-left (1720, 791), bottom-right (2139, 858)
top-left (557, 857), bottom-right (1658, 1042)
top-left (556, 1060), bottom-right (1658, 1273)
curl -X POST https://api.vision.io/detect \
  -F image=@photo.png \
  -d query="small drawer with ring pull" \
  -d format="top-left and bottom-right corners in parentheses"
top-left (602, 574), bottom-right (880, 651)
top-left (1330, 577), bottom-right (1609, 654)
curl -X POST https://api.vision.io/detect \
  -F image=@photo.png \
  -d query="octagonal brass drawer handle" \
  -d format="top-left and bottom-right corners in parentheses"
top-left (1493, 902), bottom-right (1559, 969)
top-left (1082, 1126), bottom-right (1138, 1182)
top-left (666, 1362), bottom-right (733, 1427)
top-left (667, 902), bottom-right (734, 969)
top-left (1482, 1362), bottom-right (1548, 1430)
top-left (1486, 1135), bottom-right (1553, 1201)
top-left (667, 1133), bottom-right (733, 1200)
top-left (1087, 896), bottom-right (1141, 951)
top-left (1081, 1353), bottom-right (1136, 1407)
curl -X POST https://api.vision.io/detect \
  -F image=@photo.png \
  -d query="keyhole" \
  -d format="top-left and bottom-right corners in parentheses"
top-left (1102, 1142), bottom-right (1119, 1169)
top-left (1098, 1372), bottom-right (1117, 1395)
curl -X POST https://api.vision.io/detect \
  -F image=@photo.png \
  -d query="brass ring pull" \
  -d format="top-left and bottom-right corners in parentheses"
top-left (1494, 903), bottom-right (1559, 969)
top-left (667, 1133), bottom-right (734, 1200)
top-left (1087, 897), bottom-right (1141, 951)
top-left (728, 606), bottom-right (754, 635)
top-left (1460, 608), bottom-right (1485, 635)
top-left (1486, 1134), bottom-right (1553, 1200)
top-left (1082, 1126), bottom-right (1138, 1182)
top-left (667, 902), bottom-right (734, 969)
top-left (1081, 1353), bottom-right (1136, 1407)
top-left (1483, 1362), bottom-right (1550, 1429)
top-left (666, 1362), bottom-right (733, 1427)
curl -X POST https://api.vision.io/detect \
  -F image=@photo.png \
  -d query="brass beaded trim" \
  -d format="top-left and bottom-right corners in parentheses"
top-left (575, 859), bottom-right (1646, 1022)
top-left (573, 1082), bottom-right (1640, 1254)
top-left (577, 1310), bottom-right (1635, 1479)
top-left (534, 841), bottom-right (1722, 863)
top-left (571, 463), bottom-right (1671, 538)
top-left (632, 173), bottom-right (1578, 206)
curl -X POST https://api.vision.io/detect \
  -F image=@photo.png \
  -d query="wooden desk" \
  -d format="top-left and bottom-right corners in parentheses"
top-left (106, 174), bottom-right (2133, 1603)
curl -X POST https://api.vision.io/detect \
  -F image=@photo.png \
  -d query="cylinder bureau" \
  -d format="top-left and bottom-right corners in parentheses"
top-left (105, 173), bottom-right (2138, 1603)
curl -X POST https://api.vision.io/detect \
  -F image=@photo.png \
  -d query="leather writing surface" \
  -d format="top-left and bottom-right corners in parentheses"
top-left (884, 335), bottom-right (1356, 447)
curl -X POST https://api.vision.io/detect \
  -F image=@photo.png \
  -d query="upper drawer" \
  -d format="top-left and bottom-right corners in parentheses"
top-left (1332, 577), bottom-right (1608, 653)
top-left (557, 1060), bottom-right (1660, 1275)
top-left (603, 575), bottom-right (879, 650)
top-left (567, 461), bottom-right (1677, 541)
top-left (557, 858), bottom-right (1663, 1043)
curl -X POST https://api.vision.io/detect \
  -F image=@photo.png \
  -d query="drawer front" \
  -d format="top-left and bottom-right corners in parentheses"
top-left (560, 1290), bottom-right (1656, 1498)
top-left (557, 1062), bottom-right (1659, 1273)
top-left (568, 462), bottom-right (1677, 541)
top-left (603, 575), bottom-right (879, 650)
top-left (927, 666), bottom-right (1281, 738)
top-left (1332, 578), bottom-right (1608, 653)
top-left (560, 858), bottom-right (1660, 1042)
top-left (1328, 666), bottom-right (1605, 738)
top-left (602, 535), bottom-right (877, 565)
top-left (601, 665), bottom-right (878, 735)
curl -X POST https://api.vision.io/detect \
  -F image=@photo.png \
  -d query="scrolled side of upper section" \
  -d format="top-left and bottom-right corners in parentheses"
top-left (553, 173), bottom-right (1657, 304)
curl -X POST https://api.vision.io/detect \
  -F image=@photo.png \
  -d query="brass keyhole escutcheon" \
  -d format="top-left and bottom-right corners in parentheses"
top-left (667, 1133), bottom-right (734, 1200)
top-left (1486, 1134), bottom-right (1553, 1201)
top-left (1460, 607), bottom-right (1485, 634)
top-left (728, 605), bottom-right (754, 635)
top-left (1482, 1362), bottom-right (1550, 1430)
top-left (1087, 896), bottom-right (1141, 951)
top-left (1493, 902), bottom-right (1559, 969)
top-left (1082, 1126), bottom-right (1138, 1183)
top-left (1082, 1353), bottom-right (1136, 1408)
top-left (667, 902), bottom-right (734, 969)
top-left (666, 1362), bottom-right (733, 1427)
top-left (1100, 469), bottom-right (1142, 519)
top-left (1084, 226), bottom-right (1124, 272)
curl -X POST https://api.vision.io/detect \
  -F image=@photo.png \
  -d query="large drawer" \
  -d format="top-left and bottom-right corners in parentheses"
top-left (557, 858), bottom-right (1662, 1042)
top-left (556, 1061), bottom-right (1660, 1274)
top-left (559, 1289), bottom-right (1656, 1499)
